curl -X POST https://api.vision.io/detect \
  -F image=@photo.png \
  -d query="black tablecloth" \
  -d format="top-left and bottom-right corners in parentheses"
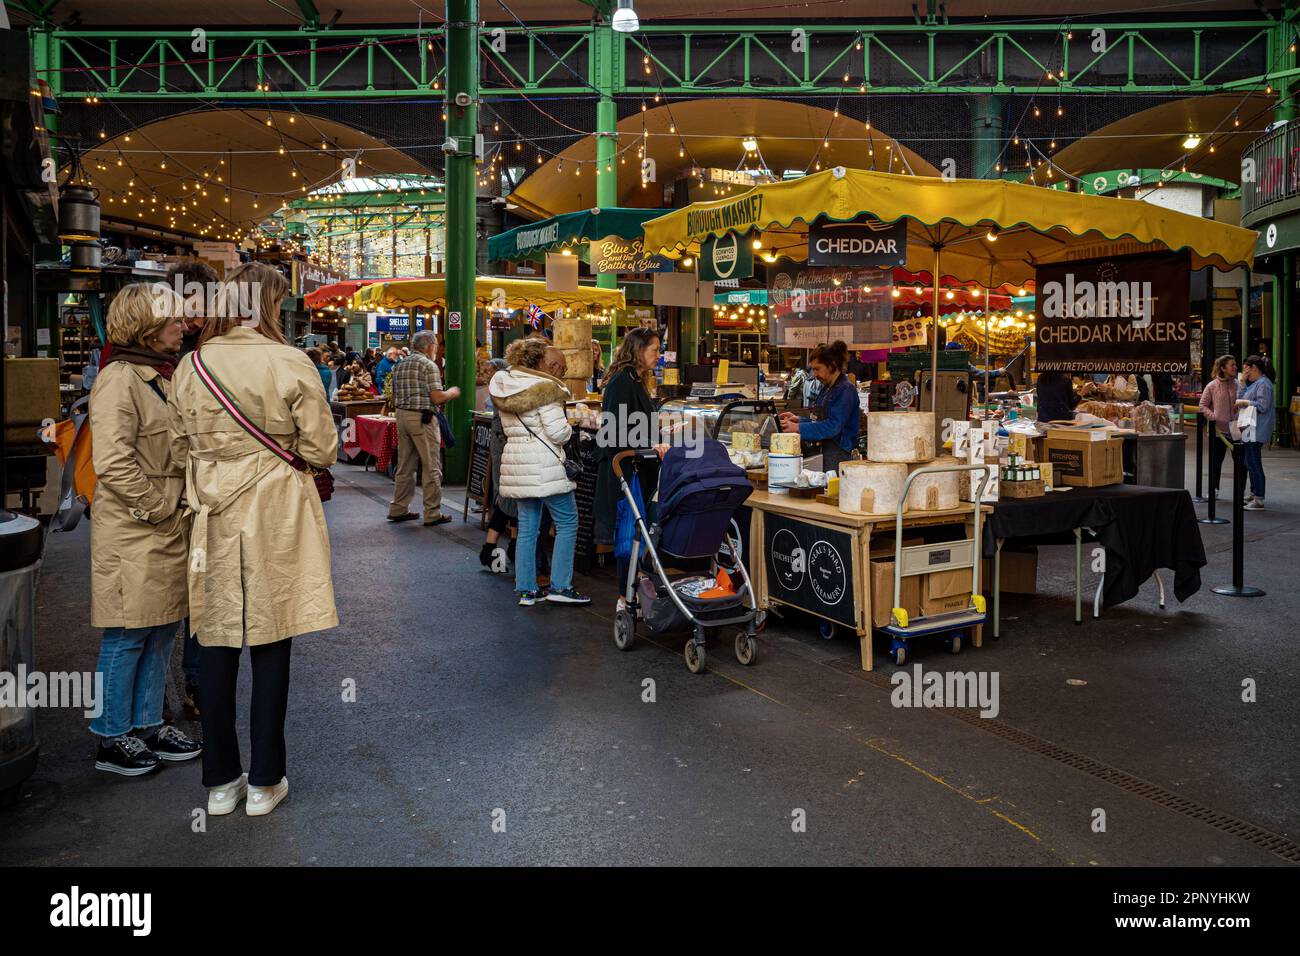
top-left (987, 484), bottom-right (1206, 608)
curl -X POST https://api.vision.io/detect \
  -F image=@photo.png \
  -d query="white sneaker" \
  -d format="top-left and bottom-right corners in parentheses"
top-left (207, 774), bottom-right (248, 815)
top-left (1244, 498), bottom-right (1265, 510)
top-left (246, 777), bottom-right (289, 816)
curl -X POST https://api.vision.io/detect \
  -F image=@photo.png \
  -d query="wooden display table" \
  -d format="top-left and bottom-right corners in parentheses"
top-left (745, 489), bottom-right (988, 671)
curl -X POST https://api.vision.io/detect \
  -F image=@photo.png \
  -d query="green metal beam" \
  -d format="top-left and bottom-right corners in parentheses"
top-left (293, 0), bottom-right (321, 30)
top-left (39, 19), bottom-right (1293, 99)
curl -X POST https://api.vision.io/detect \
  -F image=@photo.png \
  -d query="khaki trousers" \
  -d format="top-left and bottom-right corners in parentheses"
top-left (389, 409), bottom-right (443, 519)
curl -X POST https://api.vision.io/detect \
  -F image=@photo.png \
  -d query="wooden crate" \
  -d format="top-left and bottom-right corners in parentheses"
top-left (1000, 478), bottom-right (1045, 498)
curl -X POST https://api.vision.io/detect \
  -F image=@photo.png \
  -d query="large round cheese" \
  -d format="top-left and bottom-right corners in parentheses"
top-left (839, 460), bottom-right (907, 516)
top-left (552, 316), bottom-right (592, 351)
top-left (770, 432), bottom-right (802, 456)
top-left (905, 457), bottom-right (961, 512)
top-left (868, 411), bottom-right (936, 463)
top-left (561, 346), bottom-right (593, 379)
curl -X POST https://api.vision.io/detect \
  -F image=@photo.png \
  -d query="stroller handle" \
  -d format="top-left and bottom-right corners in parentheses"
top-left (612, 447), bottom-right (660, 480)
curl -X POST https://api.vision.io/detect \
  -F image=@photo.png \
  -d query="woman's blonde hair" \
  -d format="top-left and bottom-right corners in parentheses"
top-left (106, 282), bottom-right (183, 349)
top-left (1210, 354), bottom-right (1237, 380)
top-left (200, 261), bottom-right (289, 346)
top-left (505, 336), bottom-right (548, 370)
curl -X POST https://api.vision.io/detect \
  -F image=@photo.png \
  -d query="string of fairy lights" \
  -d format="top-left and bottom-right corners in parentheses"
top-left (42, 13), bottom-right (1291, 256)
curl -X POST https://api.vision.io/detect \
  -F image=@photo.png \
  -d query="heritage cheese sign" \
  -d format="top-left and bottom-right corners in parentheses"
top-left (1034, 252), bottom-right (1191, 374)
top-left (767, 264), bottom-right (894, 349)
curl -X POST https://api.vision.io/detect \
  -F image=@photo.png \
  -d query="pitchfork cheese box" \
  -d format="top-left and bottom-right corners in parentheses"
top-left (1043, 436), bottom-right (1122, 487)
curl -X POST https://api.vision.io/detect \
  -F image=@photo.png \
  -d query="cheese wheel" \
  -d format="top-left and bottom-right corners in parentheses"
top-left (552, 316), bottom-right (592, 351)
top-left (770, 432), bottom-right (802, 456)
top-left (905, 457), bottom-right (961, 512)
top-left (561, 346), bottom-right (592, 379)
top-left (868, 411), bottom-right (936, 463)
top-left (732, 431), bottom-right (761, 452)
top-left (838, 460), bottom-right (907, 516)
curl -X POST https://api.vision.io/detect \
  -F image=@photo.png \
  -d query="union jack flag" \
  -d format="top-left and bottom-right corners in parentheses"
top-left (527, 303), bottom-right (546, 329)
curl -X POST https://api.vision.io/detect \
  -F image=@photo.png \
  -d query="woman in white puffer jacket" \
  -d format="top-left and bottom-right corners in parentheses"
top-left (489, 337), bottom-right (590, 607)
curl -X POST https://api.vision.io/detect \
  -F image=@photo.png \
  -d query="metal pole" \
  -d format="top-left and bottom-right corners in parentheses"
top-left (929, 244), bottom-right (941, 412)
top-left (1200, 432), bottom-right (1229, 525)
top-left (443, 0), bottom-right (479, 482)
top-left (1212, 441), bottom-right (1265, 596)
top-left (594, 8), bottom-right (618, 295)
top-left (983, 292), bottom-right (990, 406)
top-left (1193, 412), bottom-right (1206, 502)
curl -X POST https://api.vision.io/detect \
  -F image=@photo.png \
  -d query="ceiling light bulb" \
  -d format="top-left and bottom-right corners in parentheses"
top-left (1182, 134), bottom-right (1202, 150)
top-left (611, 0), bottom-right (639, 33)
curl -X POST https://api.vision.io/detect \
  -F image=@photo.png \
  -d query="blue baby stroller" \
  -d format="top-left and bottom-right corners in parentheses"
top-left (611, 440), bottom-right (759, 673)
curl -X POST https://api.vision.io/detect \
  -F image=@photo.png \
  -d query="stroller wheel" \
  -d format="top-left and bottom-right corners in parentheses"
top-left (734, 631), bottom-right (758, 666)
top-left (613, 608), bottom-right (636, 651)
top-left (683, 639), bottom-right (706, 674)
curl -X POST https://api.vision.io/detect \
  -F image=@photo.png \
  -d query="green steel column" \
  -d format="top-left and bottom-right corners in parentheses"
top-left (1277, 5), bottom-right (1297, 411)
top-left (443, 0), bottom-right (479, 482)
top-left (971, 94), bottom-right (1002, 178)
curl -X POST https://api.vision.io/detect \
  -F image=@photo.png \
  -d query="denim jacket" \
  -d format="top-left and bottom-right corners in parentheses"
top-left (1237, 376), bottom-right (1276, 443)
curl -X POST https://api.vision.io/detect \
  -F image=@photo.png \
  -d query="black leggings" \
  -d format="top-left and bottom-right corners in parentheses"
top-left (1208, 429), bottom-right (1229, 494)
top-left (198, 640), bottom-right (292, 788)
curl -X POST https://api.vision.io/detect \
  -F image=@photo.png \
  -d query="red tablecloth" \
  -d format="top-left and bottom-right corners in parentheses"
top-left (355, 414), bottom-right (398, 472)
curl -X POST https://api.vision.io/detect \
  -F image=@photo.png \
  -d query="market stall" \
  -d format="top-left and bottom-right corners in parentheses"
top-left (641, 166), bottom-right (1257, 663)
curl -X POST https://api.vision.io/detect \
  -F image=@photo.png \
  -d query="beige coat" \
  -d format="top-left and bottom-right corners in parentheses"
top-left (89, 362), bottom-right (190, 629)
top-left (167, 328), bottom-right (339, 647)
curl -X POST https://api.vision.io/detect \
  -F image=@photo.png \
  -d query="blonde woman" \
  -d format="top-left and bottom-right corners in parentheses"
top-left (89, 282), bottom-right (201, 775)
top-left (168, 261), bottom-right (338, 817)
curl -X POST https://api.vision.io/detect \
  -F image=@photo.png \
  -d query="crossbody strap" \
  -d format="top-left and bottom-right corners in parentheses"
top-left (517, 414), bottom-right (566, 466)
top-left (191, 349), bottom-right (308, 472)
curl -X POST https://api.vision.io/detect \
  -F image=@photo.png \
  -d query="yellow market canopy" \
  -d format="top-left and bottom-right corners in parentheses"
top-left (642, 166), bottom-right (1258, 287)
top-left (353, 276), bottom-right (625, 313)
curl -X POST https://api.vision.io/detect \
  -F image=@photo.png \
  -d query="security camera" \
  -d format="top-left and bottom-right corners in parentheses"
top-left (454, 92), bottom-right (472, 108)
top-left (441, 137), bottom-right (459, 155)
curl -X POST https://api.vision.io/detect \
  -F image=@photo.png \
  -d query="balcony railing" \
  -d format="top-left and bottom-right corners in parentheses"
top-left (1241, 118), bottom-right (1300, 221)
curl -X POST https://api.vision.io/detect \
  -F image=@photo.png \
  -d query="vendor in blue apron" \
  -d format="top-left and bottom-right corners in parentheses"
top-left (777, 340), bottom-right (860, 473)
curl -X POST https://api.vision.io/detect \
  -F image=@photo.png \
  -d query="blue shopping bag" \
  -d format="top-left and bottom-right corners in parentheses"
top-left (614, 473), bottom-right (645, 561)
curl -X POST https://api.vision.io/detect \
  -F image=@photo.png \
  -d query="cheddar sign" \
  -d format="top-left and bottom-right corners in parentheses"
top-left (808, 220), bottom-right (908, 267)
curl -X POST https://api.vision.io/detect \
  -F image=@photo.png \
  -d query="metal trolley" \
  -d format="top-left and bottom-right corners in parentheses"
top-left (878, 463), bottom-right (990, 666)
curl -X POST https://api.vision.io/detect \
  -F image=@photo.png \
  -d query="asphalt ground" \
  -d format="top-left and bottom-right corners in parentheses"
top-left (2, 446), bottom-right (1296, 866)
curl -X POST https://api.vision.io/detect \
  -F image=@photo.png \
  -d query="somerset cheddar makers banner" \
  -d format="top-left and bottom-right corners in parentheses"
top-left (1035, 252), bottom-right (1191, 374)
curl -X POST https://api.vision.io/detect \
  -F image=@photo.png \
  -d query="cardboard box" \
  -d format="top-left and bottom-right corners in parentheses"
top-left (1043, 436), bottom-right (1123, 487)
top-left (980, 546), bottom-right (1038, 595)
top-left (870, 558), bottom-right (922, 627)
top-left (921, 568), bottom-right (973, 615)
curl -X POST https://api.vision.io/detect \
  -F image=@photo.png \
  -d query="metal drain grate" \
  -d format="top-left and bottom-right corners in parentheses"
top-left (843, 663), bottom-right (1300, 864)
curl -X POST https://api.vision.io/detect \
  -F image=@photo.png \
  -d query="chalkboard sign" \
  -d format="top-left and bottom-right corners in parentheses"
top-left (568, 427), bottom-right (600, 573)
top-left (763, 512), bottom-right (857, 628)
top-left (465, 413), bottom-right (494, 525)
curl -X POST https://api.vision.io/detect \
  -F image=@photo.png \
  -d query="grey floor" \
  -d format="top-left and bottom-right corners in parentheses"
top-left (2, 446), bottom-right (1297, 866)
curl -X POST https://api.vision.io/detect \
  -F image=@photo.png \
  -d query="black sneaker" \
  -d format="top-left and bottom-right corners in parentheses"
top-left (479, 542), bottom-right (495, 567)
top-left (546, 587), bottom-right (591, 606)
top-left (141, 725), bottom-right (202, 762)
top-left (518, 589), bottom-right (547, 607)
top-left (94, 735), bottom-right (161, 776)
top-left (387, 512), bottom-right (419, 523)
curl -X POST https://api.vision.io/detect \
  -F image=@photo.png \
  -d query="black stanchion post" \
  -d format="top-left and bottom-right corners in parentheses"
top-left (1192, 413), bottom-right (1207, 503)
top-left (1212, 441), bottom-right (1265, 597)
top-left (1199, 432), bottom-right (1229, 526)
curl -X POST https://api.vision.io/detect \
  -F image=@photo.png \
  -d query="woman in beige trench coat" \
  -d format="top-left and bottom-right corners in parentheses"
top-left (89, 283), bottom-right (202, 776)
top-left (167, 261), bottom-right (338, 817)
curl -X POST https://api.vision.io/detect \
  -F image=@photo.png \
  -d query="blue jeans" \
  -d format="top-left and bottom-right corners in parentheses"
top-left (516, 493), bottom-right (577, 594)
top-left (89, 623), bottom-right (178, 738)
top-left (1243, 442), bottom-right (1266, 499)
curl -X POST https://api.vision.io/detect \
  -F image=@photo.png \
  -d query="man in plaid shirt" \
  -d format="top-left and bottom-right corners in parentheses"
top-left (387, 329), bottom-right (461, 525)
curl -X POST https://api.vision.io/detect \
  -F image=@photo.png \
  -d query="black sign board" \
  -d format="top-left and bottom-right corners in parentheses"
top-left (1035, 251), bottom-right (1191, 374)
top-left (763, 512), bottom-right (856, 628)
top-left (808, 219), bottom-right (908, 267)
top-left (466, 413), bottom-right (493, 503)
top-left (767, 264), bottom-right (894, 349)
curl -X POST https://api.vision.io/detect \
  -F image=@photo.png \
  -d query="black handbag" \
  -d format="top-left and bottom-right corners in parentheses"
top-left (520, 417), bottom-right (581, 482)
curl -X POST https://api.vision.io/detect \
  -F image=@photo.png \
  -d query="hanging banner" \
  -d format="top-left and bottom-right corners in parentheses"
top-left (1035, 251), bottom-right (1191, 374)
top-left (545, 253), bottom-right (580, 293)
top-left (653, 272), bottom-right (714, 308)
top-left (700, 232), bottom-right (754, 282)
top-left (767, 264), bottom-right (894, 349)
top-left (808, 220), bottom-right (908, 267)
top-left (591, 236), bottom-right (673, 275)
